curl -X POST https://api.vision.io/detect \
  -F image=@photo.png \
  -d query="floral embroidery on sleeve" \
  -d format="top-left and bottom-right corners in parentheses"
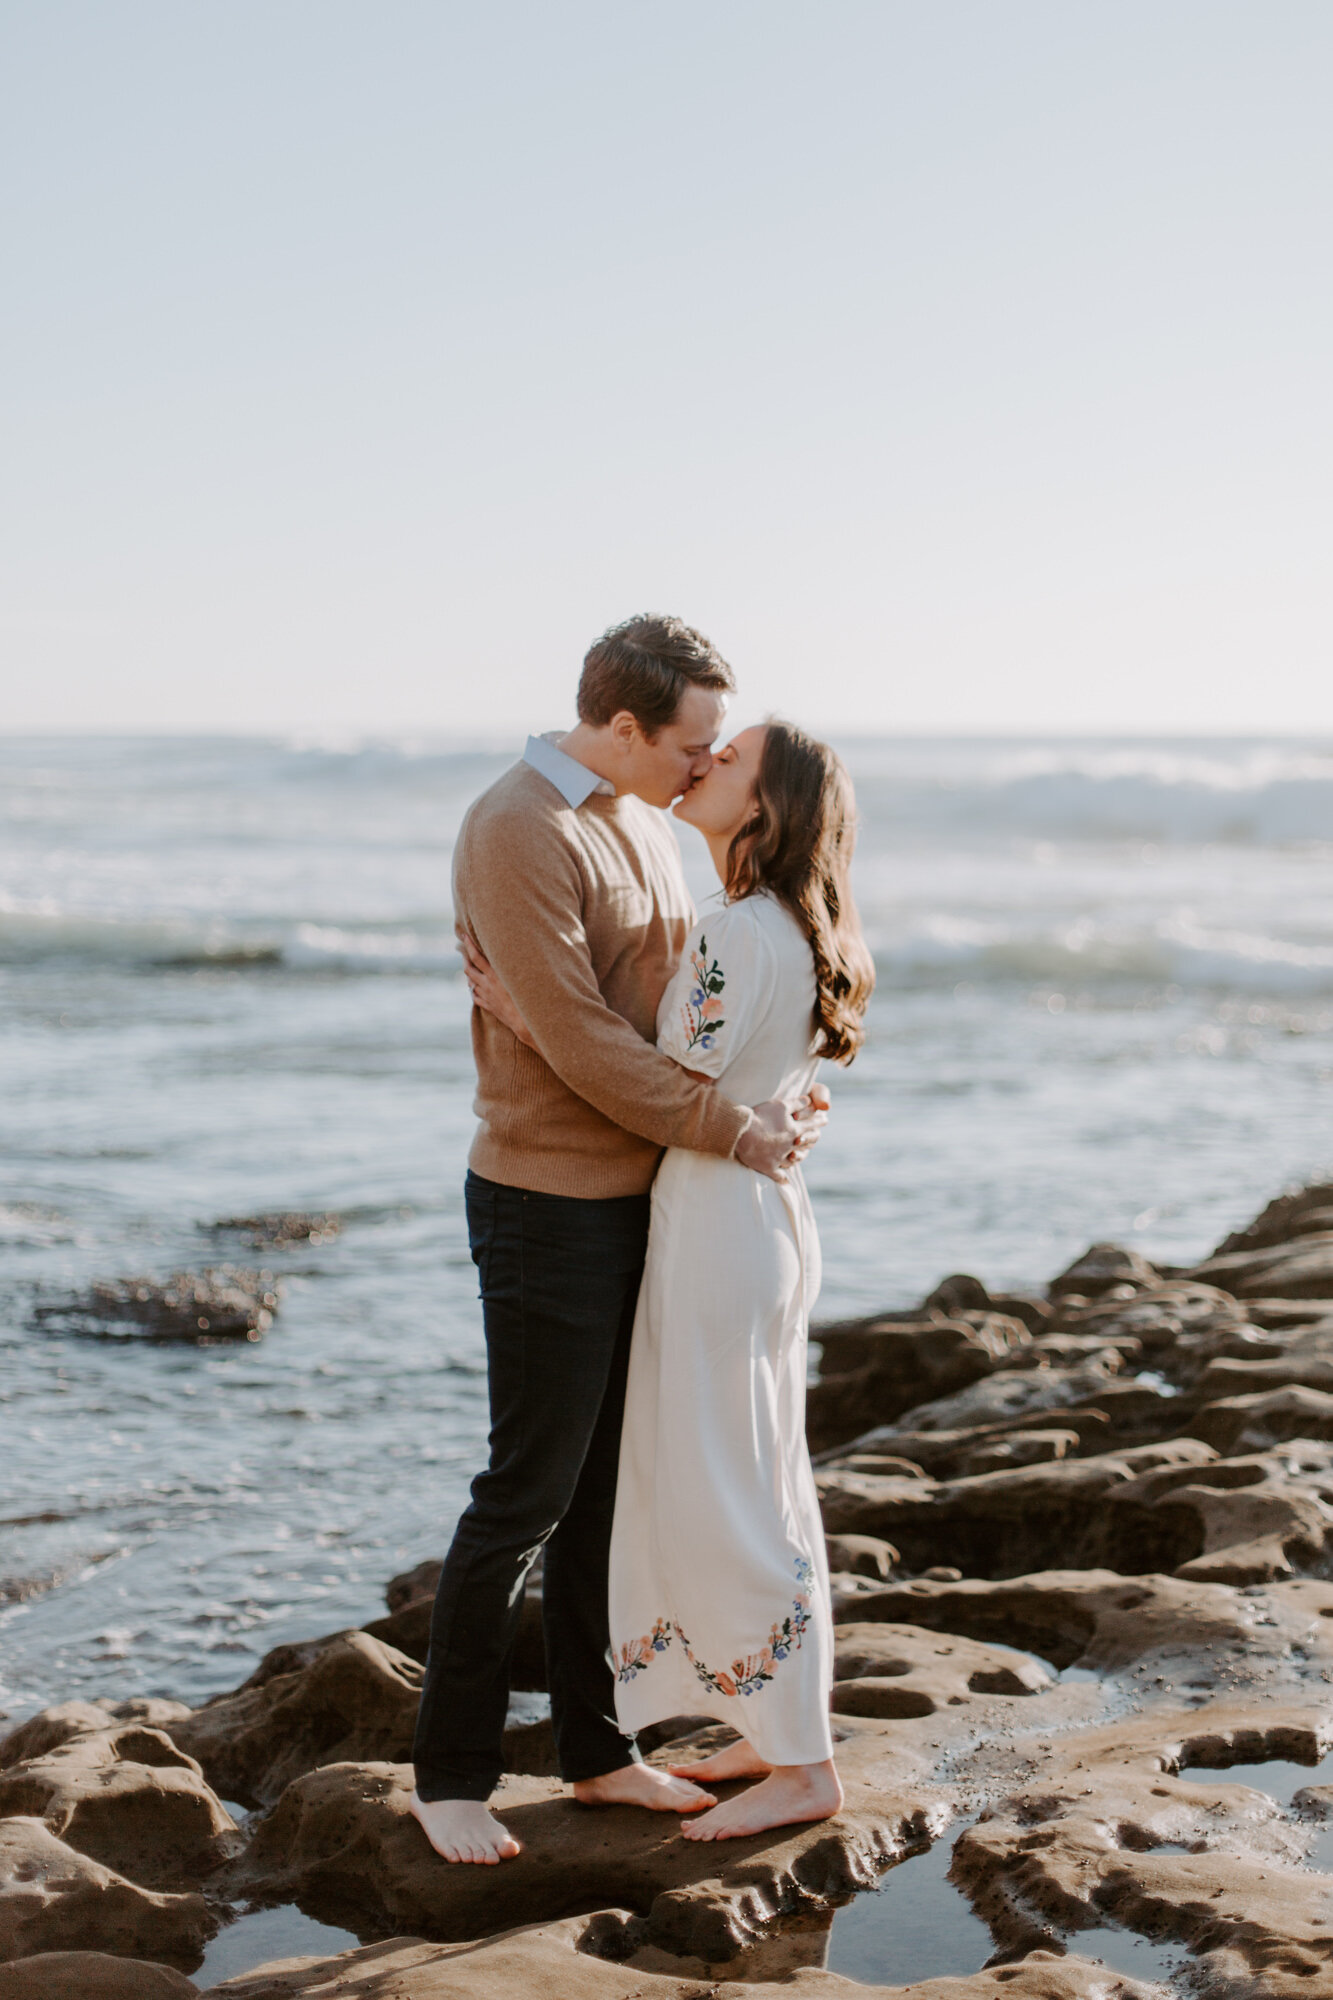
top-left (678, 936), bottom-right (726, 1055)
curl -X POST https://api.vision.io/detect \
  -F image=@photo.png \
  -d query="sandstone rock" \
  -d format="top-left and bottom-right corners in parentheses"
top-left (0, 1951), bottom-right (200, 1997)
top-left (831, 1622), bottom-right (1050, 1716)
top-left (221, 1726), bottom-right (943, 1963)
top-left (359, 1598), bottom-right (432, 1663)
top-left (872, 1354), bottom-right (1128, 1439)
top-left (0, 1701), bottom-right (196, 1771)
top-left (831, 1567), bottom-right (1333, 1688)
top-left (0, 1726), bottom-right (237, 1888)
top-left (383, 1558), bottom-right (440, 1614)
top-left (1119, 1444), bottom-right (1333, 1586)
top-left (1212, 1181), bottom-right (1333, 1256)
top-left (1048, 1245), bottom-right (1160, 1298)
top-left (1051, 1282), bottom-right (1274, 1385)
top-left (188, 1914), bottom-right (1152, 2000)
top-left (807, 1316), bottom-right (1031, 1450)
top-left (33, 1269), bottom-right (279, 1342)
top-left (196, 1920), bottom-right (711, 1998)
top-left (922, 1273), bottom-right (1054, 1333)
top-left (210, 1212), bottom-right (340, 1248)
top-left (1190, 1312), bottom-right (1333, 1397)
top-left (816, 1440), bottom-right (1219, 1579)
top-left (952, 1701), bottom-right (1333, 1988)
top-left (815, 1407), bottom-right (1114, 1478)
top-left (1189, 1232), bottom-right (1333, 1299)
top-left (0, 1817), bottom-right (215, 1966)
top-left (1022, 1333), bottom-right (1144, 1368)
top-left (367, 1569), bottom-right (547, 1690)
top-left (104, 1697), bottom-right (196, 1732)
top-left (825, 1534), bottom-right (899, 1579)
top-left (1189, 1385), bottom-right (1333, 1452)
top-left (170, 1631), bottom-right (423, 1808)
top-left (0, 1705), bottom-right (115, 1768)
top-left (951, 1429), bottom-right (1079, 1476)
top-left (1246, 1296), bottom-right (1333, 1330)
top-left (822, 1454), bottom-right (930, 1478)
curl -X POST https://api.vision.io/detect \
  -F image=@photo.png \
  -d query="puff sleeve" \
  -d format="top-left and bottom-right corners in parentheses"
top-left (656, 901), bottom-right (779, 1078)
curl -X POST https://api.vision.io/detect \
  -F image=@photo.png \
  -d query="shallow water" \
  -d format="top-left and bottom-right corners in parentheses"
top-left (826, 1817), bottom-right (1188, 1990)
top-left (1184, 1749), bottom-right (1333, 1872)
top-left (826, 1823), bottom-right (993, 1985)
top-left (2, 735), bottom-right (1332, 1725)
top-left (195, 1903), bottom-right (360, 1986)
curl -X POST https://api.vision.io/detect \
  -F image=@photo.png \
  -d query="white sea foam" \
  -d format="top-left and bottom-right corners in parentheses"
top-left (1, 735), bottom-right (1330, 993)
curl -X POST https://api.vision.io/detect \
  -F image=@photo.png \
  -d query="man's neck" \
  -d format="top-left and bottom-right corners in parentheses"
top-left (553, 723), bottom-right (619, 790)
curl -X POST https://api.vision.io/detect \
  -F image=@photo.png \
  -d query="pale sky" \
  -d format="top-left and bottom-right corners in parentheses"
top-left (2, 2), bottom-right (1330, 736)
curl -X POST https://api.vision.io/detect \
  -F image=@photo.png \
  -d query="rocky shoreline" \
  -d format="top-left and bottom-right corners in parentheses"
top-left (4, 1185), bottom-right (1333, 1997)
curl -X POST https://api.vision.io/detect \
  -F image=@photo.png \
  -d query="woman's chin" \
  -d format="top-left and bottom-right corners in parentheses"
top-left (671, 797), bottom-right (697, 824)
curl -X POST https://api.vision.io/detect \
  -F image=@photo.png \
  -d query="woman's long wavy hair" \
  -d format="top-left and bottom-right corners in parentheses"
top-left (725, 721), bottom-right (875, 1064)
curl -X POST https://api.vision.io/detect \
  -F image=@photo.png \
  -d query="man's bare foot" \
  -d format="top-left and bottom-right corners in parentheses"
top-left (409, 1791), bottom-right (521, 1864)
top-left (572, 1762), bottom-right (717, 1812)
top-left (681, 1760), bottom-right (843, 1842)
top-left (668, 1738), bottom-right (771, 1783)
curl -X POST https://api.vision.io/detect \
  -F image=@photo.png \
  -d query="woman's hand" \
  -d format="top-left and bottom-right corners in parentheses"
top-left (458, 933), bottom-right (538, 1049)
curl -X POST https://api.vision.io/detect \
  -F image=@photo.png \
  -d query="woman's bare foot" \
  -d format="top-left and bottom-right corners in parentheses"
top-left (572, 1762), bottom-right (717, 1812)
top-left (668, 1738), bottom-right (771, 1784)
top-left (409, 1791), bottom-right (521, 1864)
top-left (681, 1760), bottom-right (843, 1842)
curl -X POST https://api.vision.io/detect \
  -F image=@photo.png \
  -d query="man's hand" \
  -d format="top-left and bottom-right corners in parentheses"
top-left (735, 1083), bottom-right (830, 1183)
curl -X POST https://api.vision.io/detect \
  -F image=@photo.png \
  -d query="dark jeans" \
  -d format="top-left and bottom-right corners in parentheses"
top-left (411, 1170), bottom-right (651, 1801)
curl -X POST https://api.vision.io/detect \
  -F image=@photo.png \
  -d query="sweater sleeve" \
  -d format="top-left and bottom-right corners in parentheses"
top-left (457, 809), bottom-right (750, 1159)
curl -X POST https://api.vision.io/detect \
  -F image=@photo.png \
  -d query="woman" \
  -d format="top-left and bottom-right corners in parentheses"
top-left (468, 720), bottom-right (873, 1839)
top-left (605, 719), bottom-right (873, 1839)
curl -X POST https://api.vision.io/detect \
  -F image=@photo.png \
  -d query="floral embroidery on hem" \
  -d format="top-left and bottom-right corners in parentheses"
top-left (615, 1559), bottom-right (817, 1698)
top-left (615, 1618), bottom-right (673, 1683)
top-left (678, 936), bottom-right (726, 1054)
top-left (676, 1556), bottom-right (814, 1700)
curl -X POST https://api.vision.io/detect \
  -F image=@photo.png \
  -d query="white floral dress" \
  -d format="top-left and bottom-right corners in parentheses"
top-left (608, 892), bottom-right (834, 1765)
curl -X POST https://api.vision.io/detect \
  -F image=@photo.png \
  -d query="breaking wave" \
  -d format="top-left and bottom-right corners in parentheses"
top-left (3, 735), bottom-right (1330, 995)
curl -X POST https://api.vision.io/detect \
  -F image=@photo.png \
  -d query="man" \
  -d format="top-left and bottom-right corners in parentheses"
top-left (411, 614), bottom-right (826, 1864)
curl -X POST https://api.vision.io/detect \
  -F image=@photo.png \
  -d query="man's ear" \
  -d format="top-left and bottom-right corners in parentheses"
top-left (608, 710), bottom-right (640, 753)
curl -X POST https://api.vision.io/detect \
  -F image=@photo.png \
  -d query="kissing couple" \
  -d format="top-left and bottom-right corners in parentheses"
top-left (410, 614), bottom-right (874, 1864)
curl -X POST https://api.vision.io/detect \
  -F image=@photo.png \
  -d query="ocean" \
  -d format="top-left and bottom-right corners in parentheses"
top-left (2, 733), bottom-right (1331, 1727)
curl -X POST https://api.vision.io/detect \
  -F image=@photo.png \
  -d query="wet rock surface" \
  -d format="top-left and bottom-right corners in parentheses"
top-left (0, 1723), bottom-right (238, 1888)
top-left (169, 1632), bottom-right (423, 1811)
top-left (0, 1951), bottom-right (201, 1997)
top-left (0, 1817), bottom-right (216, 1966)
top-left (208, 1213), bottom-right (341, 1249)
top-left (187, 1913), bottom-right (1155, 1998)
top-left (32, 1269), bottom-right (279, 1343)
top-left (10, 1181), bottom-right (1333, 1994)
top-left (197, 1914), bottom-right (1158, 1998)
top-left (216, 1719), bottom-right (940, 1962)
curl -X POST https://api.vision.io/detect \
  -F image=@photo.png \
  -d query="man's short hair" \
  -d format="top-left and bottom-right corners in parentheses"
top-left (577, 614), bottom-right (735, 737)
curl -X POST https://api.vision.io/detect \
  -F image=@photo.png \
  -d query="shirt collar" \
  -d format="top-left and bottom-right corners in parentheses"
top-left (522, 731), bottom-right (616, 808)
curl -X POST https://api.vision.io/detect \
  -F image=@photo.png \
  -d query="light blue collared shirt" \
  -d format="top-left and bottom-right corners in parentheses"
top-left (522, 731), bottom-right (616, 809)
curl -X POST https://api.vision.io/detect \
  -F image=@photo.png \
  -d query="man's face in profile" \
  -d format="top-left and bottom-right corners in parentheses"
top-left (623, 685), bottom-right (728, 809)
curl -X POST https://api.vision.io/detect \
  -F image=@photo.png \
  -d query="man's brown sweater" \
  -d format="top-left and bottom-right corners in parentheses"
top-left (452, 758), bottom-right (750, 1198)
